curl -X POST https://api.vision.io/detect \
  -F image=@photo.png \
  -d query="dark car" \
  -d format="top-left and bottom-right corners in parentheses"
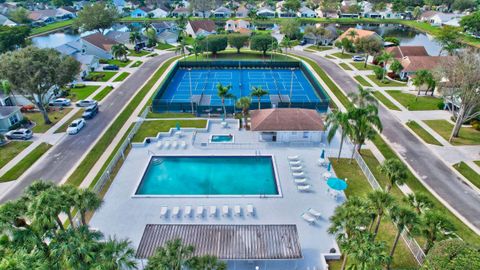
top-left (82, 104), bottom-right (99, 119)
top-left (300, 39), bottom-right (307, 46)
top-left (103, 65), bottom-right (119, 71)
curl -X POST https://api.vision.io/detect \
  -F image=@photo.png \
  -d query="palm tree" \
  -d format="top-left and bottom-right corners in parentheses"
top-left (236, 96), bottom-right (251, 129)
top-left (129, 31), bottom-right (141, 46)
top-left (347, 29), bottom-right (358, 42)
top-left (403, 192), bottom-right (433, 215)
top-left (367, 190), bottom-right (394, 239)
top-left (388, 206), bottom-right (418, 268)
top-left (250, 86), bottom-right (268, 109)
top-left (348, 85), bottom-right (377, 108)
top-left (348, 105), bottom-right (383, 159)
top-left (74, 189), bottom-right (103, 226)
top-left (28, 186), bottom-right (66, 231)
top-left (412, 69), bottom-right (434, 100)
top-left (325, 111), bottom-right (351, 160)
top-left (187, 255), bottom-right (227, 270)
top-left (378, 158), bottom-right (408, 193)
top-left (23, 180), bottom-right (55, 199)
top-left (378, 51), bottom-right (394, 82)
top-left (419, 210), bottom-right (455, 253)
top-left (145, 239), bottom-right (195, 270)
top-left (347, 232), bottom-right (391, 270)
top-left (96, 237), bottom-right (137, 270)
top-left (58, 185), bottom-right (78, 228)
top-left (217, 83), bottom-right (234, 118)
top-left (111, 44), bottom-right (128, 61)
top-left (280, 36), bottom-right (293, 53)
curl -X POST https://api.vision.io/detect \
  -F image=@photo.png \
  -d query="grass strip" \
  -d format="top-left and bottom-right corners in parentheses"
top-left (54, 109), bottom-right (84, 134)
top-left (424, 120), bottom-right (480, 146)
top-left (353, 75), bottom-right (373, 87)
top-left (93, 86), bottom-right (114, 102)
top-left (367, 75), bottom-right (406, 87)
top-left (386, 90), bottom-right (442, 111)
top-left (307, 45), bottom-right (333, 52)
top-left (66, 56), bottom-right (181, 187)
top-left (156, 43), bottom-right (174, 50)
top-left (113, 72), bottom-right (130, 82)
top-left (131, 61), bottom-right (143, 67)
top-left (339, 63), bottom-right (353, 71)
top-left (0, 141), bottom-right (32, 170)
top-left (406, 121), bottom-right (442, 146)
top-left (453, 162), bottom-right (480, 189)
top-left (475, 161), bottom-right (480, 167)
top-left (128, 50), bottom-right (150, 57)
top-left (146, 112), bottom-right (196, 118)
top-left (30, 20), bottom-right (74, 35)
top-left (372, 91), bottom-right (401, 110)
top-left (325, 55), bottom-right (336, 59)
top-left (351, 62), bottom-right (377, 70)
top-left (132, 120), bottom-right (207, 142)
top-left (331, 52), bottom-right (353, 59)
top-left (0, 143), bottom-right (52, 182)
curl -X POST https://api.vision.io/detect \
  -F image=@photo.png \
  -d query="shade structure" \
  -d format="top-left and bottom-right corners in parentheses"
top-left (327, 177), bottom-right (348, 191)
top-left (327, 162), bottom-right (331, 172)
top-left (320, 149), bottom-right (325, 159)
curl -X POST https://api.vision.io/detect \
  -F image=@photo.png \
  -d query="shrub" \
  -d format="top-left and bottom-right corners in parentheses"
top-left (436, 101), bottom-right (445, 110)
top-left (373, 66), bottom-right (384, 80)
top-left (84, 73), bottom-right (105, 81)
top-left (99, 59), bottom-right (108, 64)
top-left (200, 35), bottom-right (228, 55)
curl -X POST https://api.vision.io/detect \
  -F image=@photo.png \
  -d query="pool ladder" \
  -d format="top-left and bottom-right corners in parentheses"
top-left (255, 150), bottom-right (262, 156)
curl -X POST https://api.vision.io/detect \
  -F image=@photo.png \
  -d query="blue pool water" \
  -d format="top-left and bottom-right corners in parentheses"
top-left (211, 135), bottom-right (233, 142)
top-left (136, 156), bottom-right (278, 195)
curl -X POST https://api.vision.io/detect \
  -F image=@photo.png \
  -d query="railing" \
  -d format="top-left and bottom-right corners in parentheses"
top-left (352, 150), bottom-right (426, 264)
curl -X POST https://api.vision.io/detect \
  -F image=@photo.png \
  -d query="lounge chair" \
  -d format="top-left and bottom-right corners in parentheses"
top-left (172, 206), bottom-right (180, 217)
top-left (196, 206), bottom-right (204, 217)
top-left (297, 184), bottom-right (311, 192)
top-left (163, 141), bottom-right (171, 149)
top-left (180, 141), bottom-right (187, 149)
top-left (171, 140), bottom-right (178, 149)
top-left (288, 155), bottom-right (300, 161)
top-left (156, 141), bottom-right (163, 149)
top-left (292, 172), bottom-right (304, 177)
top-left (184, 206), bottom-right (192, 217)
top-left (234, 205), bottom-right (241, 216)
top-left (289, 160), bottom-right (301, 166)
top-left (301, 212), bottom-right (315, 224)
top-left (221, 121), bottom-right (228, 128)
top-left (222, 205), bottom-right (229, 217)
top-left (160, 206), bottom-right (168, 218)
top-left (246, 204), bottom-right (255, 216)
top-left (294, 178), bottom-right (307, 184)
top-left (290, 165), bottom-right (303, 172)
top-left (209, 206), bottom-right (217, 217)
top-left (307, 208), bottom-right (322, 219)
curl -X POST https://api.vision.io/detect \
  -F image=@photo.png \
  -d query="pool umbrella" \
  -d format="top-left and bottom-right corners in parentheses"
top-left (320, 149), bottom-right (325, 159)
top-left (176, 122), bottom-right (181, 131)
top-left (327, 178), bottom-right (348, 191)
top-left (327, 162), bottom-right (331, 172)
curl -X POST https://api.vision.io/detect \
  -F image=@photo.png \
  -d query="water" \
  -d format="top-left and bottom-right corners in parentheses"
top-left (136, 156), bottom-right (279, 195)
top-left (32, 32), bottom-right (80, 48)
top-left (211, 135), bottom-right (233, 142)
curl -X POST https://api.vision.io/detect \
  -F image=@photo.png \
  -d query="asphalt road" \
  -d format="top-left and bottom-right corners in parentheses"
top-left (293, 50), bottom-right (480, 230)
top-left (0, 52), bottom-right (175, 203)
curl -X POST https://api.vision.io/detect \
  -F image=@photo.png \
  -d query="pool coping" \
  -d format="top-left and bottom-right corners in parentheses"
top-left (131, 154), bottom-right (283, 198)
top-left (209, 134), bottom-right (235, 144)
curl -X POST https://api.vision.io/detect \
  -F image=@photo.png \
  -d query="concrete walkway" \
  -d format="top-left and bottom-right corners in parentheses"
top-left (293, 49), bottom-right (480, 233)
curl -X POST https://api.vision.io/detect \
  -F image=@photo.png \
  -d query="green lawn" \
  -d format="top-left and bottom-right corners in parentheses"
top-left (0, 143), bottom-right (51, 182)
top-left (128, 50), bottom-right (150, 57)
top-left (406, 121), bottom-right (442, 146)
top-left (132, 120), bottom-right (207, 142)
top-left (386, 90), bottom-right (442, 111)
top-left (185, 50), bottom-right (294, 61)
top-left (453, 162), bottom-right (480, 189)
top-left (475, 161), bottom-right (480, 167)
top-left (325, 55), bottom-right (336, 59)
top-left (156, 43), bottom-right (174, 50)
top-left (93, 86), bottom-right (115, 102)
top-left (68, 85), bottom-right (100, 101)
top-left (330, 158), bottom-right (419, 270)
top-left (146, 112), bottom-right (196, 118)
top-left (25, 108), bottom-right (73, 133)
top-left (0, 141), bottom-right (32, 170)
top-left (113, 72), bottom-right (130, 82)
top-left (131, 61), bottom-right (143, 67)
top-left (101, 59), bottom-right (132, 67)
top-left (331, 52), bottom-right (353, 59)
top-left (66, 56), bottom-right (182, 187)
top-left (351, 62), bottom-right (377, 70)
top-left (54, 110), bottom-right (84, 134)
top-left (339, 63), bottom-right (353, 71)
top-left (30, 20), bottom-right (74, 35)
top-left (372, 91), bottom-right (400, 110)
top-left (367, 75), bottom-right (406, 87)
top-left (307, 45), bottom-right (333, 52)
top-left (424, 120), bottom-right (480, 145)
top-left (353, 75), bottom-right (373, 87)
top-left (85, 72), bottom-right (118, 82)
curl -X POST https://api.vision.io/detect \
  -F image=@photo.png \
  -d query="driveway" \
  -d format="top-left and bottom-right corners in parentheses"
top-left (293, 50), bottom-right (480, 230)
top-left (0, 52), bottom-right (175, 202)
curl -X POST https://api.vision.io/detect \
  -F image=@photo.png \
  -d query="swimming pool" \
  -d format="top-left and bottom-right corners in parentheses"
top-left (135, 156), bottom-right (280, 196)
top-left (209, 134), bottom-right (234, 143)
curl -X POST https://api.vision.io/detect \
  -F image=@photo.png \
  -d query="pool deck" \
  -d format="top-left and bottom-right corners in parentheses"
top-left (90, 119), bottom-right (354, 270)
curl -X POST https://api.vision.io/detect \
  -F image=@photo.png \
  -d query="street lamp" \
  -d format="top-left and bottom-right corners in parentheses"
top-left (188, 68), bottom-right (194, 114)
top-left (289, 67), bottom-right (295, 107)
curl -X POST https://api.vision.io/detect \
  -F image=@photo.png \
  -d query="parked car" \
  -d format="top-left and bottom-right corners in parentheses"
top-left (76, 99), bottom-right (98, 107)
top-left (103, 65), bottom-right (119, 71)
top-left (82, 104), bottom-right (99, 119)
top-left (299, 39), bottom-right (307, 46)
top-left (143, 47), bottom-right (154, 52)
top-left (352, 55), bottom-right (365, 62)
top-left (67, 118), bottom-right (86, 135)
top-left (49, 98), bottom-right (71, 107)
top-left (5, 128), bottom-right (33, 140)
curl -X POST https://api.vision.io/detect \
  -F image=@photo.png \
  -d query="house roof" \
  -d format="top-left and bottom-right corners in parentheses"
top-left (299, 6), bottom-right (315, 13)
top-left (188, 20), bottom-right (216, 33)
top-left (250, 108), bottom-right (325, 131)
top-left (385, 46), bottom-right (429, 59)
top-left (173, 7), bottom-right (189, 13)
top-left (59, 6), bottom-right (76, 13)
top-left (336, 27), bottom-right (379, 42)
top-left (421, 10), bottom-right (438, 19)
top-left (0, 14), bottom-right (16, 26)
top-left (139, 6), bottom-right (152, 13)
top-left (28, 9), bottom-right (57, 21)
top-left (136, 224), bottom-right (302, 260)
top-left (81, 33), bottom-right (118, 52)
top-left (0, 106), bottom-right (20, 118)
top-left (213, 6), bottom-right (231, 13)
top-left (400, 56), bottom-right (450, 73)
top-left (105, 30), bottom-right (134, 44)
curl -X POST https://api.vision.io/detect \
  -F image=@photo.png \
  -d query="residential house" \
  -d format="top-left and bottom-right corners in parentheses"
top-left (186, 20), bottom-right (216, 38)
top-left (150, 7), bottom-right (168, 18)
top-left (81, 32), bottom-right (119, 59)
top-left (172, 7), bottom-right (189, 17)
top-left (442, 17), bottom-right (461, 27)
top-left (28, 9), bottom-right (57, 24)
top-left (235, 5), bottom-right (249, 18)
top-left (339, 6), bottom-right (359, 18)
top-left (225, 19), bottom-right (251, 33)
top-left (297, 6), bottom-right (316, 18)
top-left (276, 1), bottom-right (296, 18)
top-left (428, 12), bottom-right (461, 26)
top-left (419, 10), bottom-right (438, 21)
top-left (303, 24), bottom-right (338, 45)
top-left (385, 46), bottom-right (429, 59)
top-left (130, 7), bottom-right (152, 18)
top-left (335, 27), bottom-right (381, 42)
top-left (256, 7), bottom-right (275, 18)
top-left (0, 14), bottom-right (17, 26)
top-left (113, 0), bottom-right (125, 13)
top-left (0, 106), bottom-right (23, 132)
top-left (56, 7), bottom-right (76, 19)
top-left (212, 6), bottom-right (232, 18)
top-left (192, 9), bottom-right (211, 18)
top-left (0, 3), bottom-right (18, 15)
top-left (316, 8), bottom-right (339, 18)
top-left (151, 22), bottom-right (179, 44)
top-left (399, 56), bottom-right (450, 80)
top-left (73, 1), bottom-right (90, 11)
top-left (55, 40), bottom-right (100, 78)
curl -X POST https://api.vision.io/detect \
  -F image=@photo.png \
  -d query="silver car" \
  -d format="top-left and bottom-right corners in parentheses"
top-left (49, 98), bottom-right (71, 107)
top-left (5, 128), bottom-right (33, 140)
top-left (76, 99), bottom-right (98, 107)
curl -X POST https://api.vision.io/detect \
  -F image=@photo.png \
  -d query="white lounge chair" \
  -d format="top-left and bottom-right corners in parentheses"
top-left (294, 178), bottom-right (307, 184)
top-left (301, 212), bottom-right (315, 224)
top-left (246, 204), bottom-right (255, 216)
top-left (160, 206), bottom-right (168, 218)
top-left (289, 160), bottom-right (301, 166)
top-left (184, 206), bottom-right (192, 217)
top-left (288, 155), bottom-right (300, 161)
top-left (171, 140), bottom-right (178, 149)
top-left (163, 141), bottom-right (171, 149)
top-left (156, 141), bottom-right (163, 149)
top-left (221, 121), bottom-right (228, 128)
top-left (209, 206), bottom-right (217, 217)
top-left (180, 141), bottom-right (187, 149)
top-left (172, 206), bottom-right (180, 217)
top-left (292, 172), bottom-right (304, 177)
top-left (196, 206), bottom-right (204, 217)
top-left (175, 131), bottom-right (182, 138)
top-left (222, 205), bottom-right (229, 216)
top-left (297, 184), bottom-right (311, 192)
top-left (290, 165), bottom-right (303, 172)
top-left (307, 208), bottom-right (322, 219)
top-left (234, 205), bottom-right (241, 216)
top-left (317, 158), bottom-right (326, 166)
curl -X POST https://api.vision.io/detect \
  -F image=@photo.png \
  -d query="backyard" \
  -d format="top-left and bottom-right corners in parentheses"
top-left (386, 91), bottom-right (443, 111)
top-left (132, 119), bottom-right (207, 143)
top-left (424, 120), bottom-right (480, 145)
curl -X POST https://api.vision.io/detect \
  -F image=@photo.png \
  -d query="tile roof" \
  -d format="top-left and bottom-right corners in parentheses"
top-left (250, 108), bottom-right (325, 131)
top-left (400, 56), bottom-right (451, 73)
top-left (336, 27), bottom-right (380, 42)
top-left (188, 20), bottom-right (216, 33)
top-left (28, 9), bottom-right (57, 21)
top-left (385, 46), bottom-right (429, 59)
top-left (136, 224), bottom-right (302, 260)
top-left (81, 33), bottom-right (118, 52)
